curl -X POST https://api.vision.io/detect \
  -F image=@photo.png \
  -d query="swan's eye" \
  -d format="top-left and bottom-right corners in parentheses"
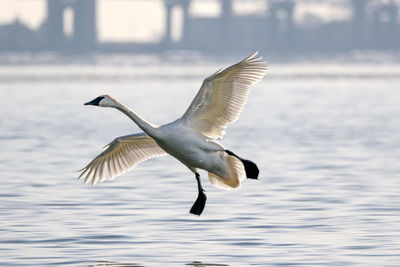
top-left (84, 96), bottom-right (105, 106)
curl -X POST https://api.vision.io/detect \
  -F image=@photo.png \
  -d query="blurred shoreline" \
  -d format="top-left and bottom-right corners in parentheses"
top-left (1, 50), bottom-right (400, 83)
top-left (1, 50), bottom-right (400, 66)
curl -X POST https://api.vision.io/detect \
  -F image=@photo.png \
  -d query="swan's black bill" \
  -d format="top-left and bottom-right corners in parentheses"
top-left (84, 96), bottom-right (104, 106)
top-left (225, 150), bottom-right (259, 179)
top-left (190, 173), bottom-right (207, 216)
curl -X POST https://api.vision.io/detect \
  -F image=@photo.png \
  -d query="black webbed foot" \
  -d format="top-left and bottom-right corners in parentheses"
top-left (190, 189), bottom-right (207, 216)
top-left (240, 158), bottom-right (259, 179)
top-left (189, 172), bottom-right (207, 216)
top-left (225, 150), bottom-right (259, 179)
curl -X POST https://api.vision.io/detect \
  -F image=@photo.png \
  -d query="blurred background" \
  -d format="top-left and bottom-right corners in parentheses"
top-left (1, 1), bottom-right (400, 267)
top-left (0, 0), bottom-right (400, 56)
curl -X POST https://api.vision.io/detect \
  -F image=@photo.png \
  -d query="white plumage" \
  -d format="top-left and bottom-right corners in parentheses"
top-left (79, 52), bottom-right (267, 215)
top-left (79, 133), bottom-right (167, 185)
top-left (182, 52), bottom-right (268, 139)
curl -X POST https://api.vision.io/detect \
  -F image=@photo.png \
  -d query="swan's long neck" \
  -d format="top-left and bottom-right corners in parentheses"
top-left (113, 102), bottom-right (158, 137)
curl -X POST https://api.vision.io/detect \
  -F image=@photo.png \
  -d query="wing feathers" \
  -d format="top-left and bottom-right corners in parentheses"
top-left (78, 133), bottom-right (166, 185)
top-left (181, 52), bottom-right (267, 139)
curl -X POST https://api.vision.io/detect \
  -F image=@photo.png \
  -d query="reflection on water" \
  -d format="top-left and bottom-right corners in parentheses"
top-left (90, 261), bottom-right (144, 267)
top-left (89, 261), bottom-right (229, 267)
top-left (185, 261), bottom-right (229, 266)
top-left (0, 58), bottom-right (400, 266)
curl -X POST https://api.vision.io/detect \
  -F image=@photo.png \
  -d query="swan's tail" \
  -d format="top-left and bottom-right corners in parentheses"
top-left (225, 150), bottom-right (259, 179)
top-left (208, 153), bottom-right (246, 190)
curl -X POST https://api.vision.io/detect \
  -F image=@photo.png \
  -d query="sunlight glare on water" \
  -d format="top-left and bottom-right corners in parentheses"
top-left (0, 55), bottom-right (399, 266)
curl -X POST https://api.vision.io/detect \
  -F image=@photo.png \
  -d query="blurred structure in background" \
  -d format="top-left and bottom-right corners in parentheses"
top-left (46, 0), bottom-right (96, 52)
top-left (0, 0), bottom-right (399, 55)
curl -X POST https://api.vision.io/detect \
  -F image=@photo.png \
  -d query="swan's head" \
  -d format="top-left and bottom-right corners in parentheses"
top-left (84, 95), bottom-right (117, 108)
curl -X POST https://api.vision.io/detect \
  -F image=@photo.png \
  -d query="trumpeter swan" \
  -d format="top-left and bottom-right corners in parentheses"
top-left (79, 52), bottom-right (268, 216)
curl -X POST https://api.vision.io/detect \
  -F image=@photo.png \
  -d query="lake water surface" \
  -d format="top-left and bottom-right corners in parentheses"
top-left (1, 56), bottom-right (400, 266)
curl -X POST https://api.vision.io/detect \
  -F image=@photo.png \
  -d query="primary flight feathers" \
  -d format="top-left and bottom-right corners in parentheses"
top-left (79, 133), bottom-right (167, 185)
top-left (182, 52), bottom-right (268, 139)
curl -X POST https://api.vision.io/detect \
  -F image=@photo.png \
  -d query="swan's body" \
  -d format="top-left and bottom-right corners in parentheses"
top-left (79, 52), bottom-right (268, 215)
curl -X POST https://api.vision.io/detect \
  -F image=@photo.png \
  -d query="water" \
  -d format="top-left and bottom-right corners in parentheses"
top-left (1, 56), bottom-right (400, 266)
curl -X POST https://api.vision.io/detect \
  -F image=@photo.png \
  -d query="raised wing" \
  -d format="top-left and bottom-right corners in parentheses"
top-left (181, 52), bottom-right (268, 139)
top-left (78, 133), bottom-right (166, 185)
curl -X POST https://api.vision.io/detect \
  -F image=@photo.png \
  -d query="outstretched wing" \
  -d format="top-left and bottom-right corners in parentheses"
top-left (181, 52), bottom-right (268, 139)
top-left (78, 133), bottom-right (166, 185)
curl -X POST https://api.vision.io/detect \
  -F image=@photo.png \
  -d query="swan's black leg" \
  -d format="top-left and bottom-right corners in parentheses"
top-left (225, 150), bottom-right (259, 179)
top-left (190, 172), bottom-right (207, 216)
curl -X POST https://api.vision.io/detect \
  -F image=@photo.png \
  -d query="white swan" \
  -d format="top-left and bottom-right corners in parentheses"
top-left (79, 52), bottom-right (268, 215)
